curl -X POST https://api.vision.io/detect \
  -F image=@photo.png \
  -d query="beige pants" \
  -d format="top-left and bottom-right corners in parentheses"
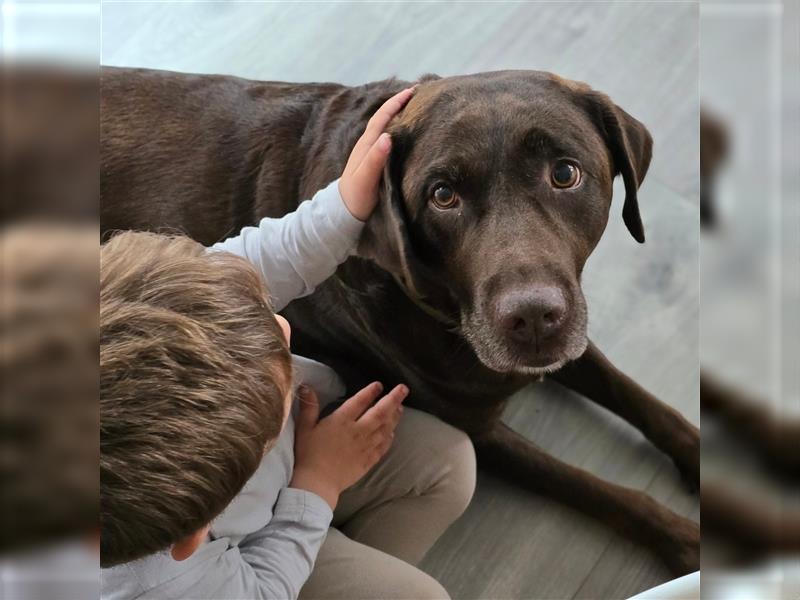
top-left (298, 408), bottom-right (476, 600)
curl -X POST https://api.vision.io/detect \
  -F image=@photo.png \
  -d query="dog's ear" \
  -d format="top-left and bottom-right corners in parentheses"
top-left (584, 93), bottom-right (653, 243)
top-left (417, 73), bottom-right (441, 84)
top-left (356, 131), bottom-right (429, 299)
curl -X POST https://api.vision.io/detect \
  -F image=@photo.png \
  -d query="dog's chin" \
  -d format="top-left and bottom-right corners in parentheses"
top-left (464, 329), bottom-right (588, 377)
top-left (510, 359), bottom-right (570, 377)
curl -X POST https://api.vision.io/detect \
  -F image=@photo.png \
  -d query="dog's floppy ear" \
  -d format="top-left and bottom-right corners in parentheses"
top-left (357, 131), bottom-right (429, 299)
top-left (417, 73), bottom-right (442, 84)
top-left (584, 93), bottom-right (653, 243)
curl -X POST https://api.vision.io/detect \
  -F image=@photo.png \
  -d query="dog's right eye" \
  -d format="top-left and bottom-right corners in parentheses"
top-left (431, 185), bottom-right (459, 209)
top-left (550, 160), bottom-right (581, 189)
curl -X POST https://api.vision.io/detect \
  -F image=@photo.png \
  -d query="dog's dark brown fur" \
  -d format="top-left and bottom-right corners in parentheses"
top-left (101, 66), bottom-right (700, 574)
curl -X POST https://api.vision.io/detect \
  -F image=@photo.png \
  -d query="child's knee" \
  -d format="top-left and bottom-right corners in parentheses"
top-left (404, 410), bottom-right (476, 516)
top-left (408, 571), bottom-right (451, 600)
top-left (436, 423), bottom-right (477, 517)
top-left (389, 409), bottom-right (476, 518)
top-left (364, 565), bottom-right (451, 600)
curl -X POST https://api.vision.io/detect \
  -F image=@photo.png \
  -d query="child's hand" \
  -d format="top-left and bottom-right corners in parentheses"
top-left (338, 87), bottom-right (416, 221)
top-left (290, 381), bottom-right (409, 510)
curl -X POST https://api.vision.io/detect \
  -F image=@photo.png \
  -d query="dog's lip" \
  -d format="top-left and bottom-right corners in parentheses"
top-left (515, 356), bottom-right (565, 372)
top-left (490, 354), bottom-right (567, 374)
top-left (522, 356), bottom-right (562, 368)
top-left (507, 346), bottom-right (568, 368)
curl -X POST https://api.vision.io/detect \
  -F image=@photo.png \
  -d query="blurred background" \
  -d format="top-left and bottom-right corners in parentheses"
top-left (700, 1), bottom-right (800, 599)
top-left (2, 2), bottom-right (99, 599)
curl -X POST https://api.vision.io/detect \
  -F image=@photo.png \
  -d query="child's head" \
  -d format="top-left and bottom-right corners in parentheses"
top-left (100, 231), bottom-right (292, 568)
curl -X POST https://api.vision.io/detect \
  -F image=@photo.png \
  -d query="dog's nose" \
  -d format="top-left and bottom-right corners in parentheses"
top-left (498, 286), bottom-right (568, 345)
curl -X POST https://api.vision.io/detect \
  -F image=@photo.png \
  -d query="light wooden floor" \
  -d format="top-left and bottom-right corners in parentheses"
top-left (102, 3), bottom-right (699, 598)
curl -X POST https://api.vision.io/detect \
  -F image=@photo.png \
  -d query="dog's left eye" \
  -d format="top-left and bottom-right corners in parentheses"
top-left (431, 185), bottom-right (459, 209)
top-left (551, 161), bottom-right (581, 189)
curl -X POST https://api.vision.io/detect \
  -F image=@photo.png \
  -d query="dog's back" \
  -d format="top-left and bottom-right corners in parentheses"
top-left (100, 66), bottom-right (347, 244)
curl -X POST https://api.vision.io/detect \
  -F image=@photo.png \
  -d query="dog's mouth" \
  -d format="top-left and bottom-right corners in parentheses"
top-left (498, 338), bottom-right (588, 376)
top-left (460, 293), bottom-right (589, 376)
top-left (463, 330), bottom-right (587, 376)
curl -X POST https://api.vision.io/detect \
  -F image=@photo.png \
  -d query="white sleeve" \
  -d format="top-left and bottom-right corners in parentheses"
top-left (210, 179), bottom-right (364, 311)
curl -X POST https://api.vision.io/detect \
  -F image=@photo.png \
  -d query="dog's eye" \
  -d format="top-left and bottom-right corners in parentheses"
top-left (431, 185), bottom-right (459, 209)
top-left (551, 161), bottom-right (581, 189)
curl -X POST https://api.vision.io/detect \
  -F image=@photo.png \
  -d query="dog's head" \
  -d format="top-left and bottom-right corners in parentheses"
top-left (358, 70), bottom-right (652, 375)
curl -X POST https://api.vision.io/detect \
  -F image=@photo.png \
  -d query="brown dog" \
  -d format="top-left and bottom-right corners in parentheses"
top-left (101, 67), bottom-right (700, 574)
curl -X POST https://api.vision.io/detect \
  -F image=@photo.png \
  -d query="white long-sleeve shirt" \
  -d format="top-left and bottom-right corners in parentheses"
top-left (101, 179), bottom-right (363, 600)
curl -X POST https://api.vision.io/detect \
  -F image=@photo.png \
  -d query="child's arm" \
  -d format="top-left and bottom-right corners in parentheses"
top-left (195, 383), bottom-right (407, 600)
top-left (211, 87), bottom-right (415, 311)
top-left (210, 180), bottom-right (362, 311)
top-left (223, 487), bottom-right (332, 599)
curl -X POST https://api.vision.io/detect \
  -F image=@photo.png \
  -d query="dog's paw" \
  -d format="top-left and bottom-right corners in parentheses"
top-left (661, 516), bottom-right (700, 576)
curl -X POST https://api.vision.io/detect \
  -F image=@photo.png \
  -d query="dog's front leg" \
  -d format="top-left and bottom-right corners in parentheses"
top-left (551, 341), bottom-right (699, 488)
top-left (473, 421), bottom-right (699, 576)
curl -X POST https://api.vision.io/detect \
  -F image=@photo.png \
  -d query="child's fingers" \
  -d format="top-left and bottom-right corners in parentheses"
top-left (348, 87), bottom-right (415, 168)
top-left (351, 133), bottom-right (392, 194)
top-left (366, 424), bottom-right (397, 450)
top-left (336, 381), bottom-right (384, 421)
top-left (295, 385), bottom-right (320, 432)
top-left (357, 384), bottom-right (408, 432)
top-left (368, 431), bottom-right (395, 466)
top-left (381, 399), bottom-right (403, 432)
top-left (366, 87), bottom-right (416, 142)
top-left (362, 409), bottom-right (401, 461)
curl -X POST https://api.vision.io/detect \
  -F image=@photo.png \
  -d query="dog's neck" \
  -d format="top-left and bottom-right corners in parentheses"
top-left (386, 270), bottom-right (460, 329)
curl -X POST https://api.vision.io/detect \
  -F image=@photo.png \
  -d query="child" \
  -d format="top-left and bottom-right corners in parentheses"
top-left (100, 88), bottom-right (476, 600)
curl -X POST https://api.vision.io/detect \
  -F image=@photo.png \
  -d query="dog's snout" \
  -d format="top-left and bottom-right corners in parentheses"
top-left (497, 286), bottom-right (568, 346)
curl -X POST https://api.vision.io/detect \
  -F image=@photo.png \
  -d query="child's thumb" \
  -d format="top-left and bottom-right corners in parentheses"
top-left (295, 384), bottom-right (320, 431)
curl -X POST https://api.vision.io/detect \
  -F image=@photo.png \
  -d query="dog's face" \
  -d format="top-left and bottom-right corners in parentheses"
top-left (359, 71), bottom-right (652, 375)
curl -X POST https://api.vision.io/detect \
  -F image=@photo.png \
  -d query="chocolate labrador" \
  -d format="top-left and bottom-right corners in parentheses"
top-left (100, 67), bottom-right (700, 574)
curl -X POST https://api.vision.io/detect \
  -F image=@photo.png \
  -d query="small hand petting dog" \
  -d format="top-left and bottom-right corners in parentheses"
top-left (101, 85), bottom-right (475, 600)
top-left (337, 86), bottom-right (414, 220)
